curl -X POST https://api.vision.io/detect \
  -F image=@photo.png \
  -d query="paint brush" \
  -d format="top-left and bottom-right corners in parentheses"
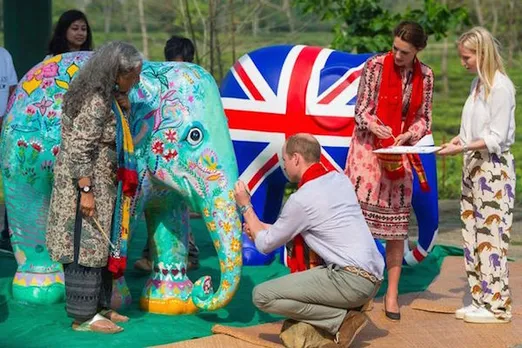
top-left (375, 118), bottom-right (397, 142)
top-left (92, 216), bottom-right (117, 249)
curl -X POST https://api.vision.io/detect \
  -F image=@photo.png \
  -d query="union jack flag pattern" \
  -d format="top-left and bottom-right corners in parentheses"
top-left (220, 45), bottom-right (439, 266)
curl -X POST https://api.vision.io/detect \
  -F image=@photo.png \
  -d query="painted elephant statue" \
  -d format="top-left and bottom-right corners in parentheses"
top-left (221, 44), bottom-right (439, 266)
top-left (1, 52), bottom-right (243, 314)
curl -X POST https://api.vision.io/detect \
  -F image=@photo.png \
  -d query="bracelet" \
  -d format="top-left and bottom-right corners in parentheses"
top-left (239, 204), bottom-right (253, 215)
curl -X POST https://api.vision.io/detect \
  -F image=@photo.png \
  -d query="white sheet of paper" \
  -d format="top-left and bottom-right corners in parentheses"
top-left (373, 146), bottom-right (442, 154)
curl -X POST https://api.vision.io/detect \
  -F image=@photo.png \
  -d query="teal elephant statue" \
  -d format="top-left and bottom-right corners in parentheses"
top-left (1, 52), bottom-right (243, 314)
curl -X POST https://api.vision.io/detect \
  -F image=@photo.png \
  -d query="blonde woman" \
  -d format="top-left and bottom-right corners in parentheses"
top-left (438, 27), bottom-right (515, 324)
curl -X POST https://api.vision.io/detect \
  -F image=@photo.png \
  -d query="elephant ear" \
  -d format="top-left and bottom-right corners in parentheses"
top-left (140, 64), bottom-right (173, 91)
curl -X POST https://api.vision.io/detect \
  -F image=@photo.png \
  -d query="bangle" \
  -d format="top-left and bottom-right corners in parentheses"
top-left (239, 204), bottom-right (252, 215)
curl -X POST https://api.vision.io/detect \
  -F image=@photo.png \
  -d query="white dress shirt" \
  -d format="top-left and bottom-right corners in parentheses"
top-left (459, 70), bottom-right (516, 154)
top-left (254, 172), bottom-right (385, 279)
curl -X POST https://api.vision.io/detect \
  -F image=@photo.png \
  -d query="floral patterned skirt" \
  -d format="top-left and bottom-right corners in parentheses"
top-left (346, 133), bottom-right (413, 241)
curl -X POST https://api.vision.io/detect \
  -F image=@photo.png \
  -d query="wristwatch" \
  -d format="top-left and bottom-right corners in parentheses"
top-left (80, 185), bottom-right (92, 193)
top-left (462, 144), bottom-right (469, 153)
top-left (239, 203), bottom-right (253, 215)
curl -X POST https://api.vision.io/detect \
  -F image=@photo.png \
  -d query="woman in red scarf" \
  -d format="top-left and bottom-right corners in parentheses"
top-left (345, 21), bottom-right (434, 321)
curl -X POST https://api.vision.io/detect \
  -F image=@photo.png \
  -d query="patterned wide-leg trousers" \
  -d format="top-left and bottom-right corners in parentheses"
top-left (461, 150), bottom-right (515, 319)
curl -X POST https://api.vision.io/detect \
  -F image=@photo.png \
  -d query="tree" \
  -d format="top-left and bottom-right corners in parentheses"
top-left (103, 0), bottom-right (114, 35)
top-left (440, 0), bottom-right (449, 96)
top-left (228, 0), bottom-right (236, 64)
top-left (121, 0), bottom-right (134, 40)
top-left (464, 0), bottom-right (521, 66)
top-left (507, 0), bottom-right (517, 66)
top-left (293, 0), bottom-right (469, 53)
top-left (208, 0), bottom-right (216, 75)
top-left (137, 0), bottom-right (148, 58)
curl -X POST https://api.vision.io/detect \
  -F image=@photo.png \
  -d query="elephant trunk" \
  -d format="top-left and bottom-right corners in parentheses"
top-left (191, 189), bottom-right (242, 310)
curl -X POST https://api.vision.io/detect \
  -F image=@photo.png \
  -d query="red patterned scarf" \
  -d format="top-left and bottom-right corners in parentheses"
top-left (375, 52), bottom-right (429, 192)
top-left (285, 163), bottom-right (332, 273)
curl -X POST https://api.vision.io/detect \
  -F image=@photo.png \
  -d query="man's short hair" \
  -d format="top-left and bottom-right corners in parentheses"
top-left (285, 133), bottom-right (321, 164)
top-left (164, 35), bottom-right (195, 62)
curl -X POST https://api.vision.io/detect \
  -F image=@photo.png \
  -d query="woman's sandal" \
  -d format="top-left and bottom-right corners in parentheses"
top-left (72, 314), bottom-right (124, 334)
top-left (99, 309), bottom-right (130, 323)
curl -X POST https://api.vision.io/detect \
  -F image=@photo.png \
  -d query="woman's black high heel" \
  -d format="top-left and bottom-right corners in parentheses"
top-left (384, 294), bottom-right (401, 321)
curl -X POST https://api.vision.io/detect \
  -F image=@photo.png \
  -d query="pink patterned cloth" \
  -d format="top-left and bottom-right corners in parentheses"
top-left (345, 54), bottom-right (434, 240)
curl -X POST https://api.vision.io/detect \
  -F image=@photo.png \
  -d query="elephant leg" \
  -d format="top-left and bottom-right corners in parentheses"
top-left (4, 181), bottom-right (64, 304)
top-left (263, 171), bottom-right (287, 224)
top-left (110, 211), bottom-right (151, 310)
top-left (265, 176), bottom-right (287, 261)
top-left (140, 199), bottom-right (197, 314)
top-left (406, 153), bottom-right (439, 265)
top-left (110, 276), bottom-right (133, 310)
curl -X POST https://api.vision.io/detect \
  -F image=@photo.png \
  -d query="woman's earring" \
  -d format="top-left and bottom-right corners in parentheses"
top-left (113, 83), bottom-right (120, 92)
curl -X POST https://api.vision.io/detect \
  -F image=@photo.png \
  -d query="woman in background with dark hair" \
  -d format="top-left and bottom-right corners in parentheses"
top-left (48, 9), bottom-right (93, 56)
top-left (345, 21), bottom-right (434, 321)
top-left (164, 35), bottom-right (195, 62)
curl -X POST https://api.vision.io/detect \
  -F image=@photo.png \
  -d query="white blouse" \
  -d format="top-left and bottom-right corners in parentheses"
top-left (459, 71), bottom-right (516, 154)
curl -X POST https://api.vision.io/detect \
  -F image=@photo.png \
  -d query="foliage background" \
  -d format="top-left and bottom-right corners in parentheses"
top-left (0, 0), bottom-right (520, 200)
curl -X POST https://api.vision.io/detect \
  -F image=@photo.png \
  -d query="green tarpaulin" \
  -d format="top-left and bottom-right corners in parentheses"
top-left (0, 219), bottom-right (462, 347)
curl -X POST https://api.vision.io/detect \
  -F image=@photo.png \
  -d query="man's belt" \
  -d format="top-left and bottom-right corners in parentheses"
top-left (343, 265), bottom-right (380, 284)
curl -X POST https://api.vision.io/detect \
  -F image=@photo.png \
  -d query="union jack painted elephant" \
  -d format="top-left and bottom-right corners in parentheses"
top-left (220, 45), bottom-right (439, 266)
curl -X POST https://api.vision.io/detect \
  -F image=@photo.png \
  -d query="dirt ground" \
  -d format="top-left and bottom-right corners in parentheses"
top-left (409, 199), bottom-right (522, 260)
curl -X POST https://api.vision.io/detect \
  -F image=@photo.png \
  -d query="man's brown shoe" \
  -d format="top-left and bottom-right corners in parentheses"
top-left (361, 299), bottom-right (374, 312)
top-left (321, 311), bottom-right (368, 347)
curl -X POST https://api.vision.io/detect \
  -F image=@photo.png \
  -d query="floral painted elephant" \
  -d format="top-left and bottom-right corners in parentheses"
top-left (1, 52), bottom-right (242, 314)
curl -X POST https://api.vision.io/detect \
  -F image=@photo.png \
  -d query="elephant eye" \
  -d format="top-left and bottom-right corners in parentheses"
top-left (187, 127), bottom-right (203, 146)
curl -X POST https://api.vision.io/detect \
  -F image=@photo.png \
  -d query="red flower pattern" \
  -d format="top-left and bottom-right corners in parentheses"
top-left (31, 142), bottom-right (42, 152)
top-left (163, 149), bottom-right (178, 162)
top-left (152, 140), bottom-right (164, 155)
top-left (165, 129), bottom-right (177, 143)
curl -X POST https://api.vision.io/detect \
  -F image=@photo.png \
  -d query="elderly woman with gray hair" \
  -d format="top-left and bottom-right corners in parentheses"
top-left (46, 41), bottom-right (142, 333)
